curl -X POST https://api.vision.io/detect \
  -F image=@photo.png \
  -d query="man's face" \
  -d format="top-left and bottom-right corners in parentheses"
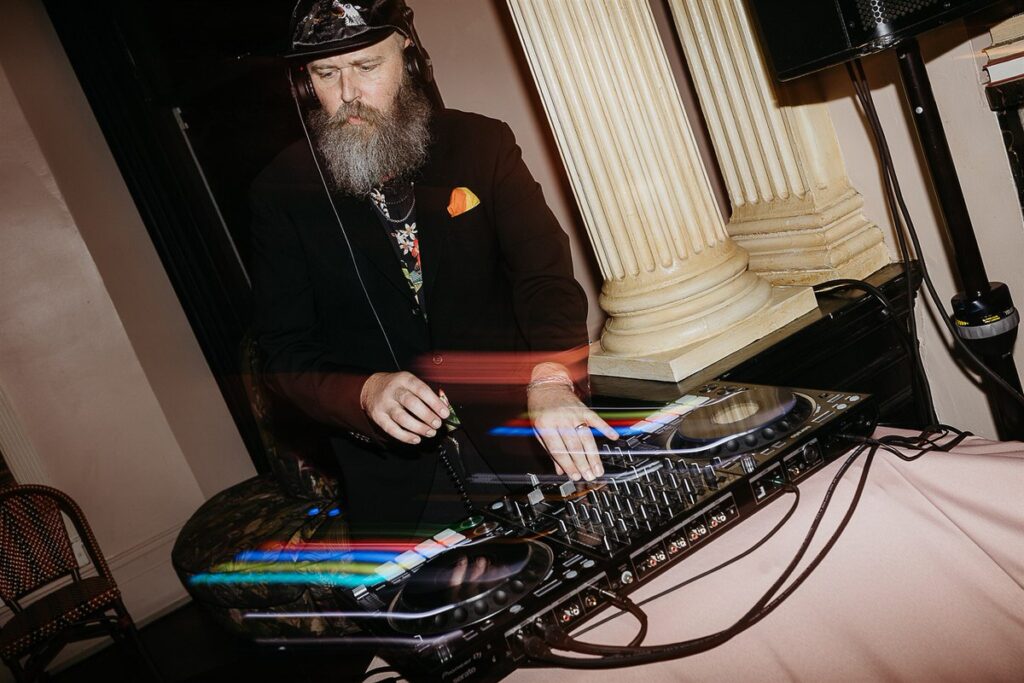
top-left (305, 33), bottom-right (432, 196)
top-left (307, 33), bottom-right (408, 121)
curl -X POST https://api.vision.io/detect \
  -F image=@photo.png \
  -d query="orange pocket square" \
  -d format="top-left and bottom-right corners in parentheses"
top-left (447, 187), bottom-right (480, 217)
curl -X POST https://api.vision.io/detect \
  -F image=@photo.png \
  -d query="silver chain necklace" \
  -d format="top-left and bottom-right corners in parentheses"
top-left (370, 183), bottom-right (416, 224)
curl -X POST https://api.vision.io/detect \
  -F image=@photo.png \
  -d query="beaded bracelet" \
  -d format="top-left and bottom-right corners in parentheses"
top-left (526, 375), bottom-right (577, 392)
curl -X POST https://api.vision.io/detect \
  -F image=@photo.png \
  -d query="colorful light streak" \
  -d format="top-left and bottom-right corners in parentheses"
top-left (235, 550), bottom-right (399, 564)
top-left (500, 417), bottom-right (648, 427)
top-left (188, 538), bottom-right (432, 590)
top-left (489, 425), bottom-right (645, 437)
top-left (244, 605), bottom-right (458, 620)
top-left (212, 560), bottom-right (382, 575)
top-left (487, 404), bottom-right (704, 438)
top-left (189, 571), bottom-right (383, 588)
top-left (262, 540), bottom-right (420, 552)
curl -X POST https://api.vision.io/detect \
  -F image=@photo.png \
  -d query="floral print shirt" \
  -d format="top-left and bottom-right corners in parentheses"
top-left (370, 181), bottom-right (424, 315)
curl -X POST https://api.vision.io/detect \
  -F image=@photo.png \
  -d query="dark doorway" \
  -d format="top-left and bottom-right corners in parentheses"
top-left (43, 0), bottom-right (307, 471)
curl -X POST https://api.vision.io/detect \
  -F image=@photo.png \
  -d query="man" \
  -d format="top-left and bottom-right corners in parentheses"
top-left (252, 0), bottom-right (616, 536)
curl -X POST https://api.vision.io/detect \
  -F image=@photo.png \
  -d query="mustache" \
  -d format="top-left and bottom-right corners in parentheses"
top-left (327, 100), bottom-right (386, 127)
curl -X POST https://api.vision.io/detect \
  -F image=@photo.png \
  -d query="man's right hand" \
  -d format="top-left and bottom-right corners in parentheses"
top-left (360, 372), bottom-right (450, 445)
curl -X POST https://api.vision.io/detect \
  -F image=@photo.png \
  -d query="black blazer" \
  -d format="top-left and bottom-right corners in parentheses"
top-left (250, 109), bottom-right (588, 530)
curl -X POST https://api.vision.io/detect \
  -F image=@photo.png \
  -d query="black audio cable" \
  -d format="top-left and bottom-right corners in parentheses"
top-left (845, 424), bottom-right (970, 461)
top-left (713, 427), bottom-right (966, 648)
top-left (524, 425), bottom-right (971, 668)
top-left (438, 435), bottom-right (477, 516)
top-left (522, 441), bottom-right (876, 668)
top-left (570, 484), bottom-right (800, 640)
top-left (846, 62), bottom-right (930, 415)
top-left (847, 60), bottom-right (1024, 410)
top-left (844, 61), bottom-right (932, 422)
top-left (289, 73), bottom-right (402, 372)
top-left (812, 278), bottom-right (938, 425)
top-left (541, 590), bottom-right (649, 652)
top-left (614, 591), bottom-right (649, 648)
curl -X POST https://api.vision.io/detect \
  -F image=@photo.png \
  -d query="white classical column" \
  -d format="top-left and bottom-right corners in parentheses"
top-left (506, 0), bottom-right (816, 381)
top-left (667, 0), bottom-right (890, 285)
top-left (0, 377), bottom-right (49, 484)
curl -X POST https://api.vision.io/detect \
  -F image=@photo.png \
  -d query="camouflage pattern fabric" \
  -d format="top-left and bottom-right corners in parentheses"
top-left (240, 334), bottom-right (341, 501)
top-left (171, 335), bottom-right (371, 639)
top-left (172, 475), bottom-right (364, 638)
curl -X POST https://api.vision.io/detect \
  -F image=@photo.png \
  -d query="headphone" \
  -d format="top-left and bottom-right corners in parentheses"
top-left (289, 6), bottom-right (438, 112)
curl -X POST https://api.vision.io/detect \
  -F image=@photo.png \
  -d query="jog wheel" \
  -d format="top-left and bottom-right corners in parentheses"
top-left (388, 538), bottom-right (552, 635)
top-left (667, 387), bottom-right (814, 458)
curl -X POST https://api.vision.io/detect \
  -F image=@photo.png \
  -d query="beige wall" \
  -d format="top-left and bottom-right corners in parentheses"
top-left (811, 22), bottom-right (1024, 438)
top-left (0, 0), bottom-right (256, 671)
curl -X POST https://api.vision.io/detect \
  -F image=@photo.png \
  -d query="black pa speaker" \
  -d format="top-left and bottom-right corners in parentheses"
top-left (745, 0), bottom-right (1023, 81)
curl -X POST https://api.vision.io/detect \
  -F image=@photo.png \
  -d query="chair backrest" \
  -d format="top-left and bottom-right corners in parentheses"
top-left (0, 486), bottom-right (95, 610)
top-left (240, 334), bottom-right (341, 500)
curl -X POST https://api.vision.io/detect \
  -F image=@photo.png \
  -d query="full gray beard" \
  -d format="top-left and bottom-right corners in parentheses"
top-left (308, 78), bottom-right (432, 196)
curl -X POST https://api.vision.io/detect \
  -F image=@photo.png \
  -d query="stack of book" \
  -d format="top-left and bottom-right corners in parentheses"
top-left (984, 13), bottom-right (1024, 108)
top-left (983, 13), bottom-right (1024, 211)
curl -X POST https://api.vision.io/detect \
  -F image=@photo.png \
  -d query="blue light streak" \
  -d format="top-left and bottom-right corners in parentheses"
top-left (235, 550), bottom-right (398, 564)
top-left (189, 571), bottom-right (385, 588)
top-left (488, 426), bottom-right (645, 437)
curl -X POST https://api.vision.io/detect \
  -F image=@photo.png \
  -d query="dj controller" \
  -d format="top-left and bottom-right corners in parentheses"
top-left (320, 382), bottom-right (876, 681)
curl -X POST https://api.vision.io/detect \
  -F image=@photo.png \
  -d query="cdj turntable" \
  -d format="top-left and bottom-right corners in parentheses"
top-left (263, 382), bottom-right (876, 681)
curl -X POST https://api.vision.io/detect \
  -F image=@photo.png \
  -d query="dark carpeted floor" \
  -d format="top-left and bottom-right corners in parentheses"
top-left (51, 601), bottom-right (375, 683)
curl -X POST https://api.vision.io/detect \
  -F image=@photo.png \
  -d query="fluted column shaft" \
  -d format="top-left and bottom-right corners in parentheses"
top-left (507, 0), bottom-right (775, 358)
top-left (0, 378), bottom-right (48, 484)
top-left (667, 0), bottom-right (890, 285)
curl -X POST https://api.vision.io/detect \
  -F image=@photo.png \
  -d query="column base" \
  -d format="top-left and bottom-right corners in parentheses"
top-left (589, 285), bottom-right (817, 381)
top-left (728, 192), bottom-right (892, 286)
top-left (747, 241), bottom-right (891, 287)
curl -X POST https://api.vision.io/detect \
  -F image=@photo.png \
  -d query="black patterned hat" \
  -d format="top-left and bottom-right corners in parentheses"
top-left (287, 0), bottom-right (411, 60)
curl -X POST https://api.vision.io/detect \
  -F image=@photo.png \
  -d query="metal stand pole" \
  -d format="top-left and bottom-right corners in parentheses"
top-left (895, 38), bottom-right (1024, 440)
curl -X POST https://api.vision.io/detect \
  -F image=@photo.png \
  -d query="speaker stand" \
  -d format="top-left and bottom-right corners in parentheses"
top-left (895, 37), bottom-right (1024, 440)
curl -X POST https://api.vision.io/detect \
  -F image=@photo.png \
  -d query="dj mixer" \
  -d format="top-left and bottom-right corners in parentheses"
top-left (271, 382), bottom-right (877, 681)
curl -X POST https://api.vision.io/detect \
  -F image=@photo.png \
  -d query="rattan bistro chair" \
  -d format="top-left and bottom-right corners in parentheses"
top-left (0, 484), bottom-right (159, 681)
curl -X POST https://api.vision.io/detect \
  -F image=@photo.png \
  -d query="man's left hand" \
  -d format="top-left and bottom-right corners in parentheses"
top-left (528, 384), bottom-right (618, 482)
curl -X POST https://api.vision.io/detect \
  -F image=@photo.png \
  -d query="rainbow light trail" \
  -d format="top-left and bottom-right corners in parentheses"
top-left (188, 538), bottom-right (428, 590)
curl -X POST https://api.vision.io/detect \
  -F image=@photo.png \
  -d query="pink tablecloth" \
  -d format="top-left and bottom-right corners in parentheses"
top-left (505, 428), bottom-right (1024, 682)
